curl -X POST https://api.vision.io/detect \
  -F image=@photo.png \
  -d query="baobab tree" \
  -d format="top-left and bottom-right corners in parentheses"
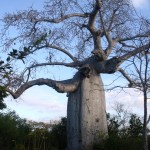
top-left (1, 0), bottom-right (150, 149)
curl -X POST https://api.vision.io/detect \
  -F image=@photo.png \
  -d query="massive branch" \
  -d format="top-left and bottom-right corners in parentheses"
top-left (117, 68), bottom-right (134, 87)
top-left (94, 42), bottom-right (150, 74)
top-left (6, 73), bottom-right (81, 99)
top-left (85, 0), bottom-right (106, 60)
top-left (27, 61), bottom-right (81, 69)
top-left (119, 42), bottom-right (150, 64)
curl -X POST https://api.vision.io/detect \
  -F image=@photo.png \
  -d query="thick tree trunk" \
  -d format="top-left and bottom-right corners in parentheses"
top-left (67, 71), bottom-right (108, 150)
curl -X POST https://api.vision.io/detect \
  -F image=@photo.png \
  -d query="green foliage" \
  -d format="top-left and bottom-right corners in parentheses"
top-left (94, 113), bottom-right (145, 150)
top-left (94, 136), bottom-right (143, 150)
top-left (107, 113), bottom-right (120, 135)
top-left (7, 32), bottom-right (49, 63)
top-left (128, 114), bottom-right (143, 137)
top-left (33, 33), bottom-right (48, 46)
top-left (0, 110), bottom-right (31, 150)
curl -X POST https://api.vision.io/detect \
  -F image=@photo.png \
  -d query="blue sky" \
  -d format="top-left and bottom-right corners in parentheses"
top-left (1, 0), bottom-right (150, 122)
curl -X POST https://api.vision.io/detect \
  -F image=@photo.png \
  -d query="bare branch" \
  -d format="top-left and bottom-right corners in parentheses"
top-left (117, 68), bottom-right (133, 87)
top-left (46, 44), bottom-right (78, 62)
top-left (104, 32), bottom-right (118, 57)
top-left (84, 0), bottom-right (107, 60)
top-left (108, 7), bottom-right (120, 31)
top-left (98, 7), bottom-right (118, 58)
top-left (6, 74), bottom-right (81, 99)
top-left (88, 0), bottom-right (101, 31)
top-left (118, 41), bottom-right (136, 48)
top-left (94, 57), bottom-right (121, 74)
top-left (119, 42), bottom-right (150, 64)
top-left (33, 13), bottom-right (89, 24)
top-left (29, 44), bottom-right (78, 62)
top-left (27, 61), bottom-right (81, 69)
top-left (119, 33), bottom-right (150, 42)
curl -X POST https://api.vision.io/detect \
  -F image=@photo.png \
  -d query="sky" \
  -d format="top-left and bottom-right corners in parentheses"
top-left (1, 0), bottom-right (150, 123)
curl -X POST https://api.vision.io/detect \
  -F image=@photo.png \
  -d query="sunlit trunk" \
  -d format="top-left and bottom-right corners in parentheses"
top-left (67, 71), bottom-right (108, 150)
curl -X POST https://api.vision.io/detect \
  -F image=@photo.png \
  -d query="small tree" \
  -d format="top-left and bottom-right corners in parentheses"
top-left (0, 0), bottom-right (150, 149)
top-left (131, 50), bottom-right (150, 150)
top-left (128, 114), bottom-right (143, 137)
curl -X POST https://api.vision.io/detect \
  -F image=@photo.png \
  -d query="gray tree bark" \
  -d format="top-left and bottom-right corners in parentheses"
top-left (67, 69), bottom-right (107, 150)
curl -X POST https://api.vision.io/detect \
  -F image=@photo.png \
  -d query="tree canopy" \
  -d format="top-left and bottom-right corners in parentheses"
top-left (0, 0), bottom-right (149, 96)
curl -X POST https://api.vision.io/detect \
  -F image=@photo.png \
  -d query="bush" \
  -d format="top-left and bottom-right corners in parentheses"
top-left (94, 113), bottom-right (146, 150)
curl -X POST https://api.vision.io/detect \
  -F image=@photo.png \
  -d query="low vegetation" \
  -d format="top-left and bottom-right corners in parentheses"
top-left (0, 108), bottom-right (149, 150)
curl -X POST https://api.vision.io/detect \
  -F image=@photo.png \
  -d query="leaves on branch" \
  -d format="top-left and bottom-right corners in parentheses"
top-left (33, 33), bottom-right (48, 46)
top-left (7, 31), bottom-right (50, 64)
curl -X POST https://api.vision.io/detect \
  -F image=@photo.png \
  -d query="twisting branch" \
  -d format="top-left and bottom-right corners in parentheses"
top-left (86, 1), bottom-right (102, 51)
top-left (29, 44), bottom-right (78, 62)
top-left (104, 32), bottom-right (118, 57)
top-left (98, 5), bottom-right (118, 58)
top-left (6, 72), bottom-right (82, 99)
top-left (119, 33), bottom-right (150, 42)
top-left (119, 42), bottom-right (150, 64)
top-left (46, 44), bottom-right (78, 62)
top-left (19, 61), bottom-right (81, 81)
top-left (86, 0), bottom-right (106, 58)
top-left (26, 61), bottom-right (81, 70)
top-left (82, 0), bottom-right (109, 61)
top-left (33, 13), bottom-right (89, 24)
top-left (117, 68), bottom-right (133, 87)
top-left (88, 0), bottom-right (101, 30)
top-left (94, 57), bottom-right (121, 74)
top-left (118, 41), bottom-right (136, 48)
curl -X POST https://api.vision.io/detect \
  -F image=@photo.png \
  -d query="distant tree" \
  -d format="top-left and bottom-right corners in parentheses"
top-left (112, 102), bottom-right (130, 130)
top-left (0, 0), bottom-right (150, 149)
top-left (26, 117), bottom-right (67, 150)
top-left (128, 114), bottom-right (143, 137)
top-left (107, 113), bottom-right (120, 136)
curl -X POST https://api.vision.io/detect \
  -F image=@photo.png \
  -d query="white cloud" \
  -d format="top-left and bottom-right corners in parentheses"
top-left (132, 0), bottom-right (149, 8)
top-left (106, 88), bottom-right (145, 116)
top-left (5, 86), bottom-right (67, 122)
